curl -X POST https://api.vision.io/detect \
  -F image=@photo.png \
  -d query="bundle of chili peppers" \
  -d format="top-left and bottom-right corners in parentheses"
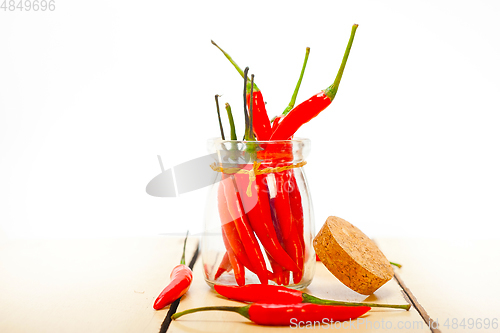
top-left (211, 24), bottom-right (358, 287)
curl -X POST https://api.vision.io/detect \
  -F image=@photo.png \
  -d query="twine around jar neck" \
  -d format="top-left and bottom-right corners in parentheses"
top-left (210, 161), bottom-right (307, 197)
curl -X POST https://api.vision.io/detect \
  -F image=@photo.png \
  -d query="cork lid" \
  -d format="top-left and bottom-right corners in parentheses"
top-left (313, 216), bottom-right (394, 295)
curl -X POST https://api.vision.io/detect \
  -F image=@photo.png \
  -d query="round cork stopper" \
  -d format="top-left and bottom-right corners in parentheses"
top-left (313, 216), bottom-right (393, 295)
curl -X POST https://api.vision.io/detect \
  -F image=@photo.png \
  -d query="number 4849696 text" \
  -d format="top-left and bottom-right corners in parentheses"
top-left (1, 0), bottom-right (55, 11)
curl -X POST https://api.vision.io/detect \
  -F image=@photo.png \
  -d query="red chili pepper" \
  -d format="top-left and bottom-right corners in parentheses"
top-left (246, 90), bottom-right (272, 140)
top-left (221, 221), bottom-right (254, 270)
top-left (221, 175), bottom-right (269, 284)
top-left (283, 222), bottom-right (304, 283)
top-left (218, 89), bottom-right (272, 285)
top-left (214, 284), bottom-right (411, 310)
top-left (153, 233), bottom-right (193, 310)
top-left (282, 269), bottom-right (290, 286)
top-left (270, 92), bottom-right (331, 140)
top-left (269, 47), bottom-right (310, 136)
top-left (218, 175), bottom-right (277, 284)
top-left (269, 164), bottom-right (304, 284)
top-left (217, 178), bottom-right (255, 271)
top-left (214, 252), bottom-right (232, 280)
top-left (215, 88), bottom-right (269, 285)
top-left (267, 255), bottom-right (284, 285)
top-left (268, 193), bottom-right (284, 245)
top-left (288, 171), bottom-right (305, 251)
top-left (266, 193), bottom-right (286, 285)
top-left (234, 170), bottom-right (299, 273)
top-left (221, 227), bottom-right (245, 286)
top-left (271, 114), bottom-right (283, 132)
top-left (287, 171), bottom-right (306, 283)
top-left (153, 265), bottom-right (193, 310)
top-left (172, 303), bottom-right (371, 326)
top-left (215, 284), bottom-right (298, 303)
top-left (211, 40), bottom-right (272, 140)
top-left (269, 46), bottom-right (310, 137)
top-left (270, 25), bottom-right (358, 140)
top-left (273, 171), bottom-right (293, 240)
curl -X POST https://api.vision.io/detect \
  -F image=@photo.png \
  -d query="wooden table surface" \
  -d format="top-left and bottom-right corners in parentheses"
top-left (0, 236), bottom-right (498, 332)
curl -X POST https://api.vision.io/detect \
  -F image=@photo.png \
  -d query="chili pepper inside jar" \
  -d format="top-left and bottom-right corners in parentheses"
top-left (203, 137), bottom-right (315, 289)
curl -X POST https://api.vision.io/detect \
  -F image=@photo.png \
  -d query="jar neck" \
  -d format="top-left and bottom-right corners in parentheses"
top-left (211, 139), bottom-right (309, 167)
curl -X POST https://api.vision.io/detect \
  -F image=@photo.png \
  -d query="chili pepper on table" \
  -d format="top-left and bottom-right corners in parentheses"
top-left (211, 40), bottom-right (272, 140)
top-left (153, 233), bottom-right (193, 310)
top-left (270, 24), bottom-right (358, 140)
top-left (214, 284), bottom-right (411, 310)
top-left (172, 303), bottom-right (371, 326)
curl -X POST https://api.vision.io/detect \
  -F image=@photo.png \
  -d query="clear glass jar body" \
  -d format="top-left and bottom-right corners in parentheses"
top-left (202, 138), bottom-right (315, 289)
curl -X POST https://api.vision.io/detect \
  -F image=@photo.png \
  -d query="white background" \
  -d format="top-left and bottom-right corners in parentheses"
top-left (1, 0), bottom-right (499, 240)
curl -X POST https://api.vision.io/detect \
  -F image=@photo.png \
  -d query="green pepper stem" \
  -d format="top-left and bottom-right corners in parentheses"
top-left (248, 74), bottom-right (255, 141)
top-left (282, 47), bottom-right (310, 116)
top-left (302, 293), bottom-right (411, 311)
top-left (214, 95), bottom-right (225, 140)
top-left (324, 24), bottom-right (358, 101)
top-left (225, 103), bottom-right (237, 140)
top-left (211, 40), bottom-right (259, 92)
top-left (171, 305), bottom-right (250, 320)
top-left (390, 261), bottom-right (402, 268)
top-left (180, 230), bottom-right (189, 265)
top-left (242, 67), bottom-right (250, 140)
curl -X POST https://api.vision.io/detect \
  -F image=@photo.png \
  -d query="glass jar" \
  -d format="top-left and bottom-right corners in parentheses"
top-left (202, 138), bottom-right (315, 289)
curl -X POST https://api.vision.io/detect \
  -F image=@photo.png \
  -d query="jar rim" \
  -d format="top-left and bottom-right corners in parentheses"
top-left (207, 137), bottom-right (311, 162)
top-left (208, 137), bottom-right (310, 145)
